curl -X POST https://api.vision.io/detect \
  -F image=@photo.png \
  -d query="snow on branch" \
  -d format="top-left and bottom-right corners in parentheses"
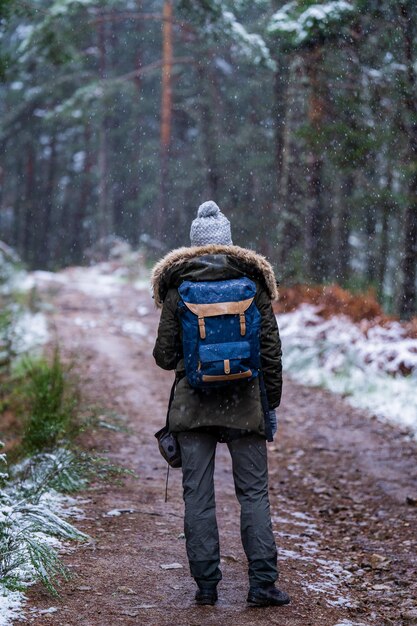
top-left (222, 10), bottom-right (276, 70)
top-left (16, 0), bottom-right (97, 63)
top-left (179, 0), bottom-right (276, 70)
top-left (48, 0), bottom-right (96, 17)
top-left (268, 1), bottom-right (355, 47)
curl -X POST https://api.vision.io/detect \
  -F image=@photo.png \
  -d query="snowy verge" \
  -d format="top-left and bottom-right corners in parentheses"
top-left (1, 249), bottom-right (49, 363)
top-left (0, 591), bottom-right (25, 626)
top-left (11, 311), bottom-right (49, 356)
top-left (1, 448), bottom-right (89, 626)
top-left (279, 304), bottom-right (417, 435)
top-left (30, 263), bottom-right (151, 297)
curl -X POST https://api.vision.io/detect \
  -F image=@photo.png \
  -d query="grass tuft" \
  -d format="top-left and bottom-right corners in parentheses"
top-left (14, 348), bottom-right (80, 455)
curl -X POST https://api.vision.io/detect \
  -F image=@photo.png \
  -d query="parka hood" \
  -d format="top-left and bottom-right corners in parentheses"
top-left (151, 244), bottom-right (279, 308)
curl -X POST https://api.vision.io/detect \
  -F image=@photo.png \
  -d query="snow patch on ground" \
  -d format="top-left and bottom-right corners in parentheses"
top-left (32, 265), bottom-right (125, 297)
top-left (273, 509), bottom-right (354, 608)
top-left (1, 270), bottom-right (30, 296)
top-left (133, 278), bottom-right (151, 292)
top-left (279, 304), bottom-right (417, 435)
top-left (30, 270), bottom-right (69, 285)
top-left (12, 311), bottom-right (49, 354)
top-left (65, 265), bottom-right (124, 297)
top-left (333, 621), bottom-right (370, 626)
top-left (0, 591), bottom-right (27, 626)
top-left (74, 316), bottom-right (97, 329)
top-left (33, 264), bottom-right (151, 298)
top-left (29, 606), bottom-right (59, 615)
top-left (117, 319), bottom-right (148, 337)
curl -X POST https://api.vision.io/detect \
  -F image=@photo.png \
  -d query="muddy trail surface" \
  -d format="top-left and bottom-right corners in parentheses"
top-left (19, 266), bottom-right (417, 626)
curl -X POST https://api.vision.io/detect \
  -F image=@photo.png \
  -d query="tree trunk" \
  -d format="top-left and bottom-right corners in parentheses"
top-left (377, 200), bottom-right (390, 300)
top-left (38, 134), bottom-right (57, 268)
top-left (278, 58), bottom-right (304, 277)
top-left (398, 2), bottom-right (417, 318)
top-left (274, 58), bottom-right (287, 199)
top-left (97, 14), bottom-right (111, 242)
top-left (399, 166), bottom-right (417, 318)
top-left (12, 158), bottom-right (23, 253)
top-left (71, 124), bottom-right (93, 262)
top-left (260, 57), bottom-right (287, 263)
top-left (365, 204), bottom-right (377, 284)
top-left (305, 47), bottom-right (328, 283)
top-left (23, 143), bottom-right (35, 266)
top-left (158, 0), bottom-right (173, 242)
top-left (197, 61), bottom-right (220, 201)
top-left (126, 0), bottom-right (144, 245)
top-left (333, 173), bottom-right (353, 284)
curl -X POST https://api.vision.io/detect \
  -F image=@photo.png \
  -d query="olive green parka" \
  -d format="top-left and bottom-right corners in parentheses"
top-left (151, 244), bottom-right (282, 437)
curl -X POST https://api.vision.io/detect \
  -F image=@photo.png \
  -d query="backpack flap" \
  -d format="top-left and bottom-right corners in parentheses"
top-left (199, 341), bottom-right (252, 382)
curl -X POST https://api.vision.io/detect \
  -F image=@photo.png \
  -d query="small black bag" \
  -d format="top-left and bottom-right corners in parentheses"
top-left (155, 378), bottom-right (182, 469)
top-left (155, 427), bottom-right (182, 468)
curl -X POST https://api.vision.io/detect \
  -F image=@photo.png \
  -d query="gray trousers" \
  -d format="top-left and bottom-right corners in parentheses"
top-left (177, 431), bottom-right (278, 588)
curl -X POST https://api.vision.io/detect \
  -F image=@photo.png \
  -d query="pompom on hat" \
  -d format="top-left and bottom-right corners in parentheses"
top-left (190, 201), bottom-right (233, 247)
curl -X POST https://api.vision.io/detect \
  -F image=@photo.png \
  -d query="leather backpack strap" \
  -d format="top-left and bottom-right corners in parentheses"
top-left (258, 370), bottom-right (273, 442)
top-left (165, 376), bottom-right (177, 429)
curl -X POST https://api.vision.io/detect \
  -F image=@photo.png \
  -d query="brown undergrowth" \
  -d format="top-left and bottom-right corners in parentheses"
top-left (274, 284), bottom-right (417, 337)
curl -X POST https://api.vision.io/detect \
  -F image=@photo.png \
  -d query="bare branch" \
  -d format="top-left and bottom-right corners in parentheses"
top-left (111, 56), bottom-right (195, 84)
top-left (90, 11), bottom-right (193, 32)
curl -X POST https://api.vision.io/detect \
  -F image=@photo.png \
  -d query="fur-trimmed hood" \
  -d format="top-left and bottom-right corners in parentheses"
top-left (151, 244), bottom-right (279, 308)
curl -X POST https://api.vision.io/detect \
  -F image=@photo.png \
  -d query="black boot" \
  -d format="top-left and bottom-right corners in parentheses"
top-left (247, 583), bottom-right (290, 607)
top-left (195, 586), bottom-right (218, 606)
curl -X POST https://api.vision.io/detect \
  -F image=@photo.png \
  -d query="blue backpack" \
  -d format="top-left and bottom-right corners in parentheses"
top-left (177, 277), bottom-right (261, 389)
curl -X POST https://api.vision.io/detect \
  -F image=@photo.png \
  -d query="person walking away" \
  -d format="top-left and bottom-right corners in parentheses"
top-left (151, 201), bottom-right (290, 608)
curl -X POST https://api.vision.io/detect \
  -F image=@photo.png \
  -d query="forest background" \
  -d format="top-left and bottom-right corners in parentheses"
top-left (1, 0), bottom-right (416, 319)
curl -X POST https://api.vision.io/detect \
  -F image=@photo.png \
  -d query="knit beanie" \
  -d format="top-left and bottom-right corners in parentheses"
top-left (190, 201), bottom-right (233, 247)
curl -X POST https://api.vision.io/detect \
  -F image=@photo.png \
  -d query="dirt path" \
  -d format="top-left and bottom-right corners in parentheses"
top-left (18, 267), bottom-right (417, 626)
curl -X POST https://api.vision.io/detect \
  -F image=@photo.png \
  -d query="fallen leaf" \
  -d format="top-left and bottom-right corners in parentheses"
top-left (369, 553), bottom-right (390, 569)
top-left (38, 608), bottom-right (58, 615)
top-left (117, 586), bottom-right (136, 594)
top-left (221, 554), bottom-right (239, 563)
